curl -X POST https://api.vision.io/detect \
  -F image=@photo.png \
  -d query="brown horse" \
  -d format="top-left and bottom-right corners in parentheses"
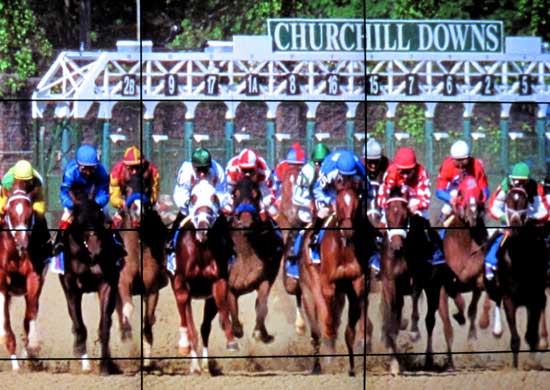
top-left (58, 188), bottom-right (122, 374)
top-left (171, 180), bottom-right (238, 374)
top-left (299, 178), bottom-right (366, 375)
top-left (380, 185), bottom-right (454, 373)
top-left (487, 186), bottom-right (547, 367)
top-left (227, 176), bottom-right (283, 343)
top-left (0, 190), bottom-right (47, 370)
top-left (441, 176), bottom-right (502, 342)
top-left (276, 162), bottom-right (307, 336)
top-left (115, 174), bottom-right (169, 367)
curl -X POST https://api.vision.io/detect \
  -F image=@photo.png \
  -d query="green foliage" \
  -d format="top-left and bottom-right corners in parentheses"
top-left (397, 104), bottom-right (425, 141)
top-left (0, 0), bottom-right (52, 96)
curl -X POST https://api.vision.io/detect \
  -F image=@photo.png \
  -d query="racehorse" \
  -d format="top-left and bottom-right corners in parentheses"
top-left (227, 176), bottom-right (283, 343)
top-left (276, 162), bottom-right (307, 336)
top-left (380, 185), bottom-right (454, 373)
top-left (170, 180), bottom-right (238, 374)
top-left (299, 177), bottom-right (367, 375)
top-left (0, 190), bottom-right (46, 370)
top-left (58, 188), bottom-right (122, 375)
top-left (489, 186), bottom-right (547, 368)
top-left (115, 173), bottom-right (168, 367)
top-left (441, 176), bottom-right (502, 342)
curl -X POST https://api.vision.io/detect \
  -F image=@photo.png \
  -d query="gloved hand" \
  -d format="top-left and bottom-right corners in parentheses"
top-left (59, 209), bottom-right (73, 230)
top-left (112, 212), bottom-right (123, 228)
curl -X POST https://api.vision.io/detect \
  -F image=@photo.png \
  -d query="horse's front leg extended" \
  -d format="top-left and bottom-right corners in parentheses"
top-left (143, 291), bottom-right (159, 367)
top-left (211, 279), bottom-right (238, 351)
top-left (502, 296), bottom-right (520, 368)
top-left (227, 289), bottom-right (243, 338)
top-left (60, 277), bottom-right (89, 371)
top-left (117, 273), bottom-right (134, 342)
top-left (24, 272), bottom-right (42, 357)
top-left (97, 282), bottom-right (120, 375)
top-left (467, 288), bottom-right (482, 341)
top-left (253, 279), bottom-right (275, 343)
top-left (1, 291), bottom-right (18, 371)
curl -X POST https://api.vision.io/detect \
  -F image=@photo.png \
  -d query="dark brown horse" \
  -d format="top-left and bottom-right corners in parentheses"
top-left (441, 176), bottom-right (501, 344)
top-left (488, 186), bottom-right (547, 368)
top-left (299, 178), bottom-right (366, 375)
top-left (171, 180), bottom-right (237, 374)
top-left (228, 176), bottom-right (283, 343)
top-left (115, 173), bottom-right (168, 367)
top-left (276, 162), bottom-right (307, 336)
top-left (58, 189), bottom-right (122, 374)
top-left (0, 190), bottom-right (47, 370)
top-left (380, 185), bottom-right (454, 373)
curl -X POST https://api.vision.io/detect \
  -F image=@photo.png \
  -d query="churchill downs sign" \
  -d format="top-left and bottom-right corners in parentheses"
top-left (267, 19), bottom-right (503, 53)
top-left (366, 20), bottom-right (503, 53)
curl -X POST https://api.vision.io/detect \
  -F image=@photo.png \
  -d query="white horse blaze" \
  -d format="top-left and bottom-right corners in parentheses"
top-left (344, 193), bottom-right (351, 207)
top-left (15, 203), bottom-right (23, 216)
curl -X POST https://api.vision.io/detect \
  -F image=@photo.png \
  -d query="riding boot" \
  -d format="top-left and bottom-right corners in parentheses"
top-left (166, 212), bottom-right (185, 253)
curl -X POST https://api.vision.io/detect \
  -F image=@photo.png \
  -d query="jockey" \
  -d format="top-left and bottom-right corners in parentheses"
top-left (366, 138), bottom-right (390, 184)
top-left (435, 140), bottom-right (490, 223)
top-left (375, 146), bottom-right (445, 267)
top-left (272, 142), bottom-right (306, 205)
top-left (310, 149), bottom-right (365, 252)
top-left (485, 162), bottom-right (548, 280)
top-left (53, 144), bottom-right (126, 262)
top-left (285, 143), bottom-right (330, 279)
top-left (170, 147), bottom-right (235, 266)
top-left (0, 160), bottom-right (52, 266)
top-left (225, 148), bottom-right (277, 220)
top-left (109, 145), bottom-right (160, 227)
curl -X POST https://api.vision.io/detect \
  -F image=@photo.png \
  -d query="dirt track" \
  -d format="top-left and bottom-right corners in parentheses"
top-left (0, 268), bottom-right (550, 389)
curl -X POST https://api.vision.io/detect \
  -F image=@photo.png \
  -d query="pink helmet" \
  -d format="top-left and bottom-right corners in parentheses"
top-left (394, 147), bottom-right (417, 169)
top-left (238, 149), bottom-right (258, 169)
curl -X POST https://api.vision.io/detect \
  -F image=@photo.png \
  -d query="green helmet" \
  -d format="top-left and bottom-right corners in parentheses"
top-left (510, 162), bottom-right (530, 179)
top-left (311, 143), bottom-right (330, 163)
top-left (191, 147), bottom-right (212, 168)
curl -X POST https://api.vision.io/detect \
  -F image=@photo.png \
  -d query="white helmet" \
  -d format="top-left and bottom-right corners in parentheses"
top-left (450, 140), bottom-right (470, 159)
top-left (366, 138), bottom-right (382, 160)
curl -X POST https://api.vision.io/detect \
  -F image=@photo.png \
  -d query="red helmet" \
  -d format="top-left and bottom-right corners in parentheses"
top-left (394, 147), bottom-right (416, 169)
top-left (238, 149), bottom-right (258, 170)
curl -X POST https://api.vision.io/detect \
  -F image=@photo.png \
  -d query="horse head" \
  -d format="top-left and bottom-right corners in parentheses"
top-left (232, 176), bottom-right (261, 229)
top-left (71, 190), bottom-right (106, 261)
top-left (454, 176), bottom-right (485, 227)
top-left (505, 187), bottom-right (529, 227)
top-left (4, 189), bottom-right (34, 255)
top-left (384, 185), bottom-right (410, 252)
top-left (335, 177), bottom-right (360, 241)
top-left (189, 180), bottom-right (220, 243)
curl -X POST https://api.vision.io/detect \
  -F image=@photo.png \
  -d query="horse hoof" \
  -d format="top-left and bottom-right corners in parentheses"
top-left (348, 369), bottom-right (355, 377)
top-left (189, 364), bottom-right (202, 375)
top-left (453, 312), bottom-right (466, 326)
top-left (311, 362), bottom-right (321, 375)
top-left (538, 339), bottom-right (548, 350)
top-left (100, 361), bottom-right (122, 376)
top-left (253, 330), bottom-right (274, 344)
top-left (179, 345), bottom-right (191, 356)
top-left (492, 329), bottom-right (503, 339)
top-left (232, 324), bottom-right (244, 339)
top-left (295, 323), bottom-right (306, 336)
top-left (399, 319), bottom-right (408, 330)
top-left (226, 341), bottom-right (239, 352)
top-left (120, 329), bottom-right (132, 342)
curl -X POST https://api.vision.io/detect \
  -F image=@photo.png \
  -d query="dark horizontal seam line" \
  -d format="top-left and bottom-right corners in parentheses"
top-left (0, 97), bottom-right (366, 103)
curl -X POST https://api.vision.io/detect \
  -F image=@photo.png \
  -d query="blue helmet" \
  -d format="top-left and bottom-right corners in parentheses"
top-left (285, 143), bottom-right (306, 164)
top-left (76, 144), bottom-right (99, 166)
top-left (336, 151), bottom-right (357, 176)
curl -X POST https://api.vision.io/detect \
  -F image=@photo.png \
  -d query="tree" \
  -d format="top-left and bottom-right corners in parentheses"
top-left (0, 1), bottom-right (52, 96)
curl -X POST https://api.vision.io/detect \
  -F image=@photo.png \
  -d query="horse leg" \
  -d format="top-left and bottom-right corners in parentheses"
top-left (438, 286), bottom-right (454, 369)
top-left (294, 290), bottom-right (307, 336)
top-left (502, 296), bottom-right (520, 368)
top-left (467, 288), bottom-right (481, 341)
top-left (227, 289), bottom-right (243, 339)
top-left (173, 276), bottom-right (200, 373)
top-left (409, 285), bottom-right (421, 341)
top-left (381, 278), bottom-right (400, 375)
top-left (355, 275), bottom-right (372, 353)
top-left (253, 280), bottom-right (275, 343)
top-left (60, 282), bottom-right (90, 372)
top-left (539, 305), bottom-right (548, 349)
top-left (1, 292), bottom-right (18, 371)
top-left (24, 272), bottom-right (42, 358)
top-left (452, 293), bottom-right (466, 326)
top-left (211, 279), bottom-right (238, 352)
top-left (97, 282), bottom-right (121, 375)
top-left (301, 282), bottom-right (322, 374)
top-left (479, 292), bottom-right (491, 329)
top-left (526, 304), bottom-right (543, 352)
top-left (116, 281), bottom-right (133, 342)
top-left (345, 279), bottom-right (364, 377)
top-left (183, 294), bottom-right (201, 374)
top-left (143, 291), bottom-right (159, 368)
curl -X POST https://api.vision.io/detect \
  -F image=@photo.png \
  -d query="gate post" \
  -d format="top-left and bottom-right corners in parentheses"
top-left (425, 103), bottom-right (436, 174)
top-left (500, 104), bottom-right (511, 173)
top-left (385, 102), bottom-right (397, 158)
top-left (224, 111), bottom-right (235, 162)
top-left (463, 103), bottom-right (474, 144)
top-left (536, 103), bottom-right (547, 174)
top-left (101, 120), bottom-right (111, 169)
top-left (305, 102), bottom-right (320, 157)
top-left (144, 119), bottom-right (152, 160)
top-left (266, 102), bottom-right (278, 167)
top-left (184, 102), bottom-right (198, 161)
top-left (346, 102), bottom-right (358, 151)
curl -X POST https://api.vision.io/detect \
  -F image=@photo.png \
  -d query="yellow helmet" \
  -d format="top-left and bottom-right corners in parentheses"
top-left (13, 160), bottom-right (33, 180)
